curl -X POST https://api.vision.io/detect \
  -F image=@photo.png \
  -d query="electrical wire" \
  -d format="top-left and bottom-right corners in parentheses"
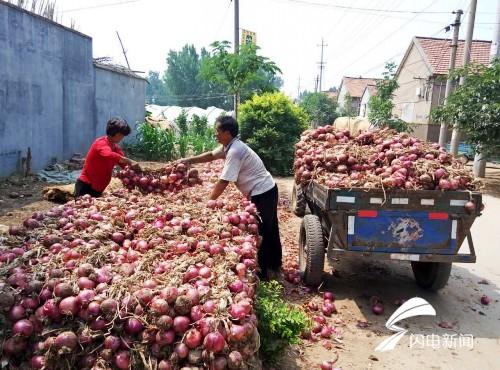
top-left (63, 0), bottom-right (142, 13)
top-left (332, 0), bottom-right (440, 79)
top-left (268, 0), bottom-right (452, 14)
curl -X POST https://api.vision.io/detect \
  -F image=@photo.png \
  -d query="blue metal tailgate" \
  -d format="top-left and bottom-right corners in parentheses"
top-left (347, 210), bottom-right (456, 254)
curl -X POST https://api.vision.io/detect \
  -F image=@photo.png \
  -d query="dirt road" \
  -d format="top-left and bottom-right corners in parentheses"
top-left (275, 177), bottom-right (500, 370)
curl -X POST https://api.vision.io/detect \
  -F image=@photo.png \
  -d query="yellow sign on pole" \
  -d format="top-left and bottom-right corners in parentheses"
top-left (241, 29), bottom-right (256, 46)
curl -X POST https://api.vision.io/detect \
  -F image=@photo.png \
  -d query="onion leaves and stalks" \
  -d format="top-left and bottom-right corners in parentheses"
top-left (294, 126), bottom-right (481, 192)
top-left (0, 162), bottom-right (262, 369)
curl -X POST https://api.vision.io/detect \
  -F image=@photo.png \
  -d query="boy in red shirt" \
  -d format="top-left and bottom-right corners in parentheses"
top-left (75, 117), bottom-right (139, 198)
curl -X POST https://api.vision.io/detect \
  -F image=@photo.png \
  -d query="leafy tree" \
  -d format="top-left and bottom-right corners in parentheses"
top-left (299, 92), bottom-right (338, 127)
top-left (241, 69), bottom-right (283, 102)
top-left (164, 45), bottom-right (201, 106)
top-left (200, 41), bottom-right (281, 117)
top-left (239, 92), bottom-right (308, 176)
top-left (338, 93), bottom-right (355, 118)
top-left (431, 60), bottom-right (500, 156)
top-left (368, 62), bottom-right (413, 132)
top-left (146, 71), bottom-right (170, 105)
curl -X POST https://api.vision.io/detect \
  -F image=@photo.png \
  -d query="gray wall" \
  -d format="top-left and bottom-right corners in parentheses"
top-left (94, 66), bottom-right (146, 139)
top-left (0, 2), bottom-right (145, 176)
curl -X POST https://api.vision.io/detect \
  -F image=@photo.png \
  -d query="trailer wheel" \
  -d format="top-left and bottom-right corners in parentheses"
top-left (291, 183), bottom-right (307, 217)
top-left (299, 215), bottom-right (325, 286)
top-left (411, 261), bottom-right (452, 291)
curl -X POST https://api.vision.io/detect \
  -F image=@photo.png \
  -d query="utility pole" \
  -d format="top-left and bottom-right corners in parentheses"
top-left (233, 0), bottom-right (239, 119)
top-left (317, 38), bottom-right (327, 92)
top-left (473, 0), bottom-right (500, 177)
top-left (438, 9), bottom-right (463, 148)
top-left (116, 31), bottom-right (131, 70)
top-left (297, 76), bottom-right (301, 101)
top-left (450, 1), bottom-right (476, 156)
top-left (314, 75), bottom-right (319, 93)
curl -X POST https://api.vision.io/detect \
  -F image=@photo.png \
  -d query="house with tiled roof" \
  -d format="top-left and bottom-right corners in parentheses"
top-left (359, 84), bottom-right (378, 117)
top-left (393, 36), bottom-right (491, 142)
top-left (337, 77), bottom-right (380, 116)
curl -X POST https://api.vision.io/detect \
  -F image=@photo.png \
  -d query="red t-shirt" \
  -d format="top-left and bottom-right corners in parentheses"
top-left (79, 136), bottom-right (125, 192)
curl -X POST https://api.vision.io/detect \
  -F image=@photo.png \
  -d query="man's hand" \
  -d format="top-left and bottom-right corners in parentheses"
top-left (130, 162), bottom-right (142, 171)
top-left (177, 158), bottom-right (192, 166)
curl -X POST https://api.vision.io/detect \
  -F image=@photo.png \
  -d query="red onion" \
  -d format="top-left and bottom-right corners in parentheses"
top-left (55, 331), bottom-right (78, 351)
top-left (203, 300), bottom-right (216, 314)
top-left (157, 315), bottom-right (173, 330)
top-left (372, 302), bottom-right (384, 315)
top-left (204, 332), bottom-right (225, 353)
top-left (320, 361), bottom-right (333, 370)
top-left (191, 305), bottom-right (203, 322)
top-left (124, 318), bottom-right (143, 335)
top-left (54, 282), bottom-right (74, 298)
top-left (100, 298), bottom-right (119, 316)
top-left (12, 319), bottom-right (34, 337)
top-left (9, 305), bottom-right (26, 321)
top-left (30, 355), bottom-right (46, 369)
top-left (185, 328), bottom-right (202, 349)
top-left (480, 295), bottom-right (491, 305)
top-left (104, 335), bottom-right (122, 352)
top-left (174, 342), bottom-right (189, 358)
top-left (228, 351), bottom-right (243, 368)
top-left (173, 316), bottom-right (190, 334)
top-left (3, 337), bottom-right (27, 355)
top-left (59, 296), bottom-right (80, 316)
top-left (158, 360), bottom-right (173, 370)
top-left (78, 277), bottom-right (96, 290)
top-left (156, 329), bottom-right (175, 345)
top-left (464, 201), bottom-right (476, 214)
top-left (114, 350), bottom-right (131, 370)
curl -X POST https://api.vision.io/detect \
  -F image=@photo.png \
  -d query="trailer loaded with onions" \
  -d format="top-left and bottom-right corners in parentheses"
top-left (292, 126), bottom-right (483, 291)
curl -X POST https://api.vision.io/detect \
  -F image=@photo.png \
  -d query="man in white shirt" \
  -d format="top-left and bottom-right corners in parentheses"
top-left (180, 116), bottom-right (282, 280)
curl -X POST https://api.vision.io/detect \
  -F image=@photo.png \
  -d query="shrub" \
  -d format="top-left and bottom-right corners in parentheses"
top-left (239, 92), bottom-right (308, 176)
top-left (299, 91), bottom-right (338, 127)
top-left (256, 281), bottom-right (310, 361)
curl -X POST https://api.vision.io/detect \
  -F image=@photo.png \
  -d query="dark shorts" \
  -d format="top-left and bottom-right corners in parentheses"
top-left (74, 179), bottom-right (102, 198)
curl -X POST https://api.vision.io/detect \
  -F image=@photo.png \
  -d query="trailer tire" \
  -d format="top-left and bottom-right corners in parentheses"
top-left (411, 261), bottom-right (452, 291)
top-left (299, 215), bottom-right (325, 286)
top-left (291, 183), bottom-right (307, 217)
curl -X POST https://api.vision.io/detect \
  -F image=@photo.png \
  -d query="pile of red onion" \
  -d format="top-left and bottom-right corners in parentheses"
top-left (116, 162), bottom-right (202, 194)
top-left (294, 126), bottom-right (480, 191)
top-left (0, 162), bottom-right (261, 369)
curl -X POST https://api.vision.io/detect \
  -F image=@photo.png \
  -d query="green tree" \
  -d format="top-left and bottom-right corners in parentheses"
top-left (431, 60), bottom-right (500, 156)
top-left (164, 45), bottom-right (200, 106)
top-left (163, 45), bottom-right (225, 108)
top-left (299, 91), bottom-right (338, 127)
top-left (368, 62), bottom-right (412, 132)
top-left (146, 71), bottom-right (170, 105)
top-left (200, 41), bottom-right (281, 117)
top-left (239, 92), bottom-right (308, 176)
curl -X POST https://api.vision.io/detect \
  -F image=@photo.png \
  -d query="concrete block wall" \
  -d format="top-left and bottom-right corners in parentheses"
top-left (94, 65), bottom-right (146, 140)
top-left (0, 2), bottom-right (145, 176)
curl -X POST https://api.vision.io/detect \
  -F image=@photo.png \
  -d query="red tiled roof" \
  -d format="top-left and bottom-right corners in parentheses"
top-left (341, 77), bottom-right (380, 98)
top-left (366, 84), bottom-right (377, 96)
top-left (416, 36), bottom-right (491, 75)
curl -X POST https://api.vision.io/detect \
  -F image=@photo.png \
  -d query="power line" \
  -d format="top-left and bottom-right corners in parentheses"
top-left (63, 0), bottom-right (142, 13)
top-left (332, 0), bottom-right (440, 79)
top-left (269, 0), bottom-right (452, 14)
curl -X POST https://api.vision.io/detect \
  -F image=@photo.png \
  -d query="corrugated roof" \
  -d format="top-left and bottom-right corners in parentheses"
top-left (341, 77), bottom-right (380, 98)
top-left (415, 36), bottom-right (491, 75)
top-left (93, 61), bottom-right (147, 81)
